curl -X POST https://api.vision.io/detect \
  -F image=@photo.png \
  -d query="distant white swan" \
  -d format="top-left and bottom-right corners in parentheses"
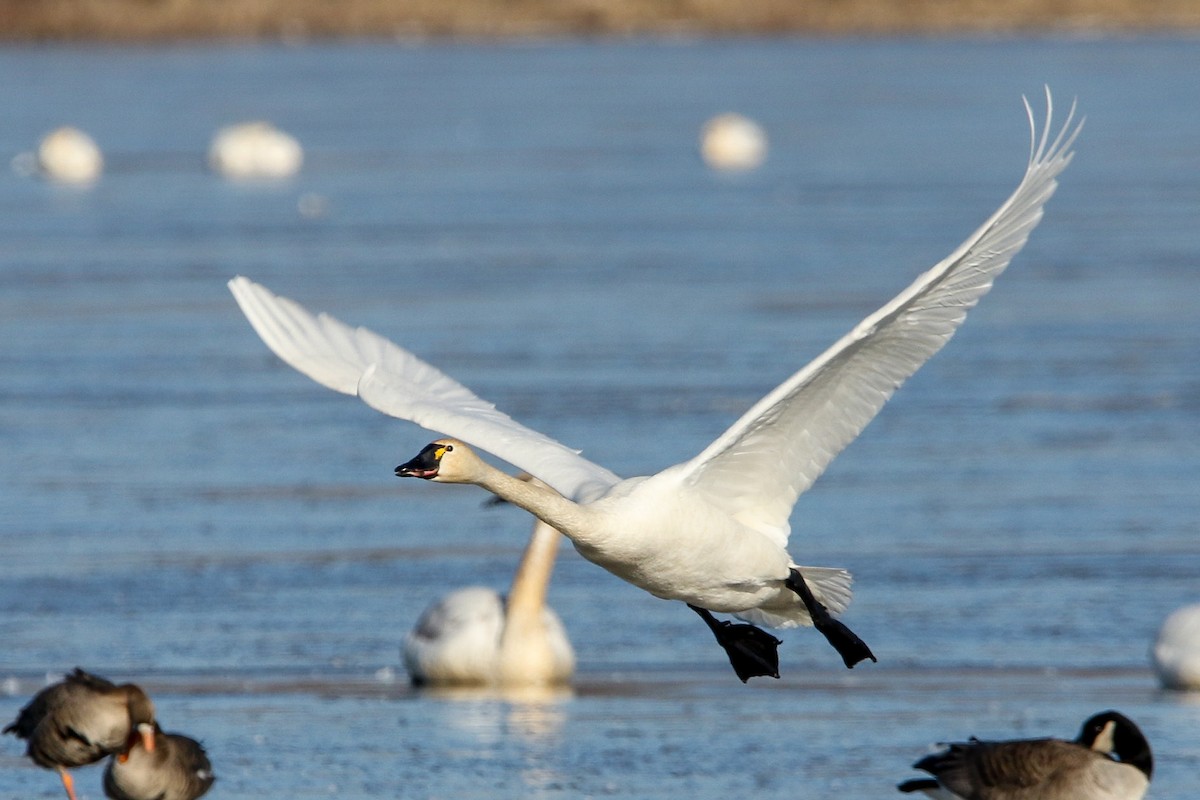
top-left (229, 92), bottom-right (1080, 681)
top-left (898, 710), bottom-right (1153, 800)
top-left (37, 127), bottom-right (104, 185)
top-left (208, 121), bottom-right (302, 180)
top-left (1151, 603), bottom-right (1200, 690)
top-left (404, 508), bottom-right (575, 688)
top-left (700, 113), bottom-right (767, 171)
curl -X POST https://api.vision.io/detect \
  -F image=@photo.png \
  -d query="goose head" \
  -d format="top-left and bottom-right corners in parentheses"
top-left (120, 686), bottom-right (156, 760)
top-left (396, 439), bottom-right (483, 484)
top-left (1077, 710), bottom-right (1153, 780)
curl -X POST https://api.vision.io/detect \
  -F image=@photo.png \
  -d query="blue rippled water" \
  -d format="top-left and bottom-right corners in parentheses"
top-left (1, 36), bottom-right (1197, 799)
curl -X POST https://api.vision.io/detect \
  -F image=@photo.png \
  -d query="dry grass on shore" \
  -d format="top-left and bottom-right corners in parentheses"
top-left (1, 0), bottom-right (1199, 41)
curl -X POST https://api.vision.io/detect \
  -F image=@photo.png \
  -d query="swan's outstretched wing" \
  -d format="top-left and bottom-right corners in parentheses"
top-left (680, 91), bottom-right (1082, 545)
top-left (228, 277), bottom-right (621, 502)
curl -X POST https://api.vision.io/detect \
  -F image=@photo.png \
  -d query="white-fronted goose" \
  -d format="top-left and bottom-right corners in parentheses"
top-left (104, 725), bottom-right (214, 800)
top-left (4, 668), bottom-right (156, 800)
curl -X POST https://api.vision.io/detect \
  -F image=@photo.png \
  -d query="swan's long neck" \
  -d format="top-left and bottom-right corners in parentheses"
top-left (483, 474), bottom-right (576, 686)
top-left (472, 468), bottom-right (595, 547)
top-left (504, 519), bottom-right (561, 622)
top-left (497, 518), bottom-right (563, 680)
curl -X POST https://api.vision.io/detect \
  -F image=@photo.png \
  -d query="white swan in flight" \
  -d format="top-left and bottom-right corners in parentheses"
top-left (404, 495), bottom-right (576, 688)
top-left (229, 91), bottom-right (1080, 681)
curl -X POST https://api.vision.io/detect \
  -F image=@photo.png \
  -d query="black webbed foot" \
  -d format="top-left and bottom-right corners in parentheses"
top-left (689, 604), bottom-right (782, 682)
top-left (786, 569), bottom-right (877, 669)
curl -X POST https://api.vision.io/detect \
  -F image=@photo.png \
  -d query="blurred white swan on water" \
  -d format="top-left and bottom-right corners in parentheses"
top-left (208, 121), bottom-right (302, 180)
top-left (37, 127), bottom-right (104, 185)
top-left (404, 499), bottom-right (575, 688)
top-left (230, 91), bottom-right (1081, 682)
top-left (1152, 603), bottom-right (1200, 690)
top-left (700, 112), bottom-right (767, 171)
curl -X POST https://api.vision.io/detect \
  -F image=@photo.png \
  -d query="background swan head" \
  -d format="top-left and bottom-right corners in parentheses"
top-left (396, 439), bottom-right (483, 484)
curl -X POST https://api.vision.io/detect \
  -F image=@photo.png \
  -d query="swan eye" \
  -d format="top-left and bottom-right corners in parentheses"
top-left (435, 444), bottom-right (452, 459)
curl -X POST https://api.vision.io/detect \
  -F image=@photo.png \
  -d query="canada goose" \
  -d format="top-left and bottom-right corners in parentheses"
top-left (37, 127), bottom-right (104, 185)
top-left (897, 710), bottom-right (1153, 800)
top-left (404, 508), bottom-right (576, 688)
top-left (229, 92), bottom-right (1080, 681)
top-left (103, 725), bottom-right (215, 800)
top-left (208, 121), bottom-right (302, 180)
top-left (4, 668), bottom-right (156, 800)
top-left (1151, 602), bottom-right (1200, 690)
top-left (700, 113), bottom-right (767, 171)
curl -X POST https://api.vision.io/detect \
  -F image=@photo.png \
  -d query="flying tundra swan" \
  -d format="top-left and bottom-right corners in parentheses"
top-left (404, 495), bottom-right (576, 688)
top-left (229, 92), bottom-right (1080, 681)
top-left (897, 710), bottom-right (1153, 800)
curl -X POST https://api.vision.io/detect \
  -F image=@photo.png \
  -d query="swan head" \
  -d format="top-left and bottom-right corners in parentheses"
top-left (396, 439), bottom-right (481, 484)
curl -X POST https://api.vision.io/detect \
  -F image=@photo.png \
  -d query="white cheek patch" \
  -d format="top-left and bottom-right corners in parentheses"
top-left (1091, 720), bottom-right (1117, 754)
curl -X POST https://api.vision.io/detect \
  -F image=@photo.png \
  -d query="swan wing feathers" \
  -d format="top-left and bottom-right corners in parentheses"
top-left (357, 363), bottom-right (620, 502)
top-left (680, 91), bottom-right (1082, 543)
top-left (228, 276), bottom-right (620, 502)
top-left (229, 275), bottom-right (390, 396)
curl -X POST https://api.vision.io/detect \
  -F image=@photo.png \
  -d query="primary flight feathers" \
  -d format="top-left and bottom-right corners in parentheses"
top-left (229, 90), bottom-right (1080, 539)
top-left (228, 280), bottom-right (620, 503)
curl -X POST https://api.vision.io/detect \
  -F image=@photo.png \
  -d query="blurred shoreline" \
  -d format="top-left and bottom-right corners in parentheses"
top-left (2, 0), bottom-right (1199, 42)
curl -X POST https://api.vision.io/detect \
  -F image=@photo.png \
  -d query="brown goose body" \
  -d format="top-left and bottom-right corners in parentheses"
top-left (4, 668), bottom-right (156, 800)
top-left (104, 727), bottom-right (215, 800)
top-left (899, 711), bottom-right (1153, 800)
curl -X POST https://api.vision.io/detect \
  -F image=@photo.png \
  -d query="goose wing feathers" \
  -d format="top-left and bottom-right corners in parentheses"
top-left (915, 737), bottom-right (1096, 797)
top-left (679, 91), bottom-right (1081, 545)
top-left (228, 277), bottom-right (620, 502)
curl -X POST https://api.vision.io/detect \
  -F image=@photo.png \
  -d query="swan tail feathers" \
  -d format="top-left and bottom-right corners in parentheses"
top-left (736, 565), bottom-right (853, 629)
top-left (793, 565), bottom-right (853, 615)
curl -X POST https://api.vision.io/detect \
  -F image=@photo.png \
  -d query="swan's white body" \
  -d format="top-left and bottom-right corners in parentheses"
top-left (1151, 603), bottom-right (1200, 690)
top-left (37, 127), bottom-right (104, 185)
top-left (700, 113), bottom-right (767, 171)
top-left (404, 515), bottom-right (575, 687)
top-left (230, 93), bottom-right (1080, 636)
top-left (208, 121), bottom-right (302, 180)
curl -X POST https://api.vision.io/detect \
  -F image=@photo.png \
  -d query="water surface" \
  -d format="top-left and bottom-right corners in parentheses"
top-left (1, 37), bottom-right (1198, 799)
